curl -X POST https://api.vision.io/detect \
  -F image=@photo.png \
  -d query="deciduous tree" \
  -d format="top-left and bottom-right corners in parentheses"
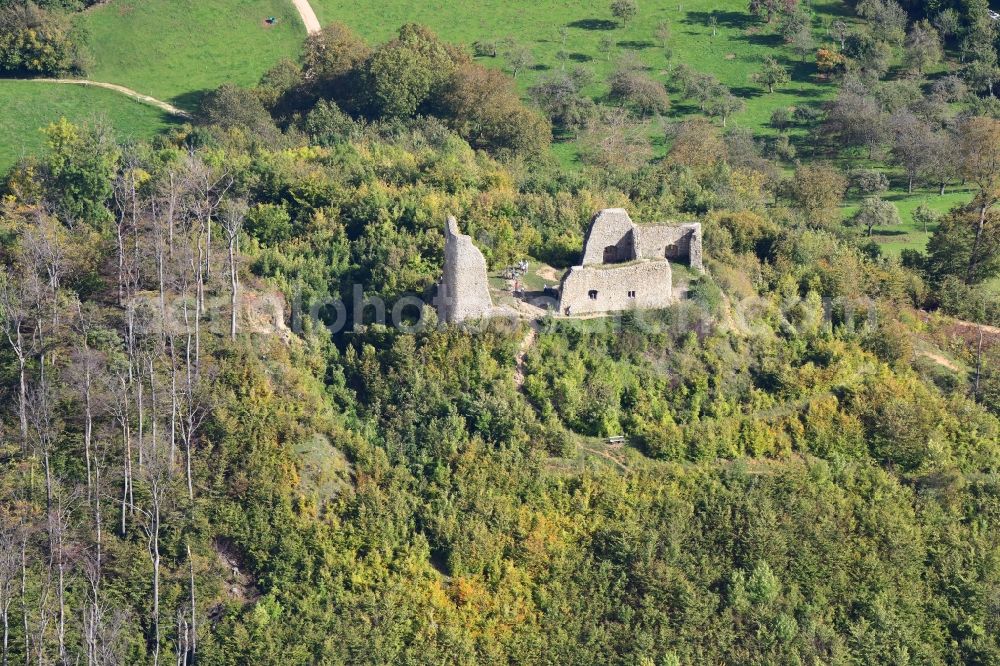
top-left (751, 57), bottom-right (790, 93)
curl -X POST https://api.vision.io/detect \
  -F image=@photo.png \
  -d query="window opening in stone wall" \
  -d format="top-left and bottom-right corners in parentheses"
top-left (588, 290), bottom-right (598, 300)
top-left (627, 290), bottom-right (636, 298)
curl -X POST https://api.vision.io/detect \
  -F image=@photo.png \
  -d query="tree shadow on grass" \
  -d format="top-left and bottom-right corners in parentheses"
top-left (569, 53), bottom-right (593, 62)
top-left (617, 39), bottom-right (655, 50)
top-left (669, 100), bottom-right (702, 116)
top-left (683, 10), bottom-right (753, 30)
top-left (171, 88), bottom-right (212, 112)
top-left (736, 32), bottom-right (783, 47)
top-left (730, 85), bottom-right (763, 98)
top-left (567, 18), bottom-right (618, 30)
top-left (785, 58), bottom-right (819, 78)
top-left (811, 0), bottom-right (853, 18)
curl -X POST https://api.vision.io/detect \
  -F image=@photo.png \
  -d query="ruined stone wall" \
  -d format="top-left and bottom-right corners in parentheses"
top-left (558, 261), bottom-right (673, 315)
top-left (581, 209), bottom-right (703, 272)
top-left (435, 216), bottom-right (498, 323)
top-left (580, 208), bottom-right (638, 265)
top-left (635, 222), bottom-right (704, 272)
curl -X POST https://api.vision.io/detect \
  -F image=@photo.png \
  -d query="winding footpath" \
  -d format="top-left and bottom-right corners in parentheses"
top-left (14, 0), bottom-right (323, 118)
top-left (292, 0), bottom-right (322, 34)
top-left (23, 78), bottom-right (192, 118)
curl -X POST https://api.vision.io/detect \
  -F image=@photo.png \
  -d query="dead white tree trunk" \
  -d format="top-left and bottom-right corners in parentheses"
top-left (0, 272), bottom-right (31, 450)
top-left (221, 202), bottom-right (245, 341)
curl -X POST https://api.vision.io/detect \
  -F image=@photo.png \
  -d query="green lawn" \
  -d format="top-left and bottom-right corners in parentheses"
top-left (76, 0), bottom-right (307, 106)
top-left (0, 80), bottom-right (180, 171)
top-left (840, 168), bottom-right (973, 255)
top-left (311, 0), bottom-right (849, 161)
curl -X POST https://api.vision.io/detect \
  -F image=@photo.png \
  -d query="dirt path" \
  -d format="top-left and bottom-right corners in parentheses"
top-left (25, 78), bottom-right (191, 118)
top-left (291, 0), bottom-right (321, 34)
top-left (513, 324), bottom-right (537, 388)
top-left (919, 351), bottom-right (961, 371)
top-left (535, 265), bottom-right (560, 282)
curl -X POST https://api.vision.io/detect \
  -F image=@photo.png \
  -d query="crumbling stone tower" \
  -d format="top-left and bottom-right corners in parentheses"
top-left (435, 216), bottom-right (502, 324)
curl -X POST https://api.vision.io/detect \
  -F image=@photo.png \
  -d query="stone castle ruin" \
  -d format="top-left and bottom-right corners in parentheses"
top-left (435, 216), bottom-right (511, 323)
top-left (558, 208), bottom-right (702, 315)
top-left (435, 209), bottom-right (703, 323)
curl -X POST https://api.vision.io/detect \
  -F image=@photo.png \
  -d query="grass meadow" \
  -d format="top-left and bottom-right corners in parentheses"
top-left (76, 0), bottom-right (307, 105)
top-left (0, 80), bottom-right (179, 171)
top-left (310, 0), bottom-right (847, 139)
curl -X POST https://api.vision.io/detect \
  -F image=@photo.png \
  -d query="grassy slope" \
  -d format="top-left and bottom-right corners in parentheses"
top-left (76, 0), bottom-right (306, 106)
top-left (0, 80), bottom-right (179, 171)
top-left (310, 0), bottom-right (844, 144)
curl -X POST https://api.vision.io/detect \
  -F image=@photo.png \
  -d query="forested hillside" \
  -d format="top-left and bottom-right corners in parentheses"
top-left (0, 1), bottom-right (999, 664)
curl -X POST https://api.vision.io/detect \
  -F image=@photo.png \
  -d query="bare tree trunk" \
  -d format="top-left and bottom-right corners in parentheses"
top-left (966, 201), bottom-right (990, 284)
top-left (167, 173), bottom-right (176, 258)
top-left (94, 457), bottom-right (102, 586)
top-left (115, 375), bottom-right (133, 537)
top-left (188, 543), bottom-right (196, 661)
top-left (20, 536), bottom-right (28, 666)
top-left (974, 325), bottom-right (984, 400)
top-left (81, 346), bottom-right (94, 492)
top-left (0, 529), bottom-right (16, 666)
top-left (150, 501), bottom-right (160, 666)
top-left (0, 274), bottom-right (32, 452)
top-left (193, 247), bottom-right (203, 375)
top-left (2, 597), bottom-right (8, 666)
top-left (136, 363), bottom-right (145, 473)
top-left (175, 611), bottom-right (188, 666)
top-left (205, 217), bottom-right (212, 283)
top-left (181, 302), bottom-right (195, 501)
top-left (2, 600), bottom-right (8, 666)
top-left (52, 501), bottom-right (67, 666)
top-left (117, 222), bottom-right (125, 307)
top-left (17, 354), bottom-right (27, 452)
top-left (229, 236), bottom-right (238, 341)
top-left (169, 338), bottom-right (178, 471)
top-left (140, 447), bottom-right (168, 666)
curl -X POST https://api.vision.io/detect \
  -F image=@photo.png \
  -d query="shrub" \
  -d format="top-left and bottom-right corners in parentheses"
top-left (849, 196), bottom-right (900, 236)
top-left (437, 62), bottom-right (551, 157)
top-left (363, 24), bottom-right (463, 118)
top-left (848, 169), bottom-right (889, 195)
top-left (472, 39), bottom-right (498, 57)
top-left (246, 203), bottom-right (294, 245)
top-left (607, 68), bottom-right (671, 116)
top-left (0, 2), bottom-right (82, 75)
top-left (198, 84), bottom-right (279, 140)
top-left (304, 99), bottom-right (359, 145)
top-left (770, 107), bottom-right (792, 131)
top-left (792, 105), bottom-right (823, 123)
